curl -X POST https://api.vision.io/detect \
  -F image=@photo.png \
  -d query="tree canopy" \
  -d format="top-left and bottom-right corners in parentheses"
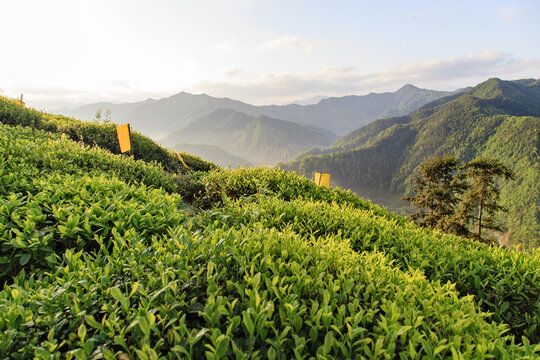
top-left (404, 155), bottom-right (513, 244)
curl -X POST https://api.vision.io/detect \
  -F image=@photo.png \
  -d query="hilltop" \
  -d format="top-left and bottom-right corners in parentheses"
top-left (1, 96), bottom-right (539, 357)
top-left (280, 78), bottom-right (540, 249)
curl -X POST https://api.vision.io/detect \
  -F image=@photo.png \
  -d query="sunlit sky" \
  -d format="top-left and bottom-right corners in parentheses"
top-left (1, 0), bottom-right (539, 110)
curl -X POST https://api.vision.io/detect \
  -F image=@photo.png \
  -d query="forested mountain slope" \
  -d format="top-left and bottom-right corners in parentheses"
top-left (280, 78), bottom-right (540, 248)
top-left (164, 108), bottom-right (337, 165)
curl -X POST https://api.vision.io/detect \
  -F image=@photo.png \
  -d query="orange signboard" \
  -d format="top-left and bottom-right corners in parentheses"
top-left (116, 124), bottom-right (132, 153)
top-left (314, 172), bottom-right (330, 187)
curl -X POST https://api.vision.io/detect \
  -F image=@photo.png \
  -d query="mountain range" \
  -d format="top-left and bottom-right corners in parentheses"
top-left (56, 84), bottom-right (455, 137)
top-left (56, 84), bottom-right (456, 166)
top-left (280, 78), bottom-right (540, 249)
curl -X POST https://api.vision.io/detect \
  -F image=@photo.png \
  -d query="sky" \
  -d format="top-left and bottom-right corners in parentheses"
top-left (1, 0), bottom-right (539, 110)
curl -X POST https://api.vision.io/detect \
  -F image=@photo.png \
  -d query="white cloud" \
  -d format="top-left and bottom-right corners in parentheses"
top-left (8, 51), bottom-right (540, 109)
top-left (411, 9), bottom-right (427, 18)
top-left (190, 51), bottom-right (540, 104)
top-left (256, 35), bottom-right (316, 54)
top-left (217, 40), bottom-right (235, 53)
top-left (222, 68), bottom-right (243, 77)
top-left (499, 5), bottom-right (518, 21)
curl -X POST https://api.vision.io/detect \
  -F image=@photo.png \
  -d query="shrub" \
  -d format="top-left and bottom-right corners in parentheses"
top-left (0, 96), bottom-right (217, 174)
top-left (1, 225), bottom-right (535, 358)
top-left (196, 167), bottom-right (401, 222)
top-left (0, 171), bottom-right (186, 283)
top-left (215, 195), bottom-right (540, 341)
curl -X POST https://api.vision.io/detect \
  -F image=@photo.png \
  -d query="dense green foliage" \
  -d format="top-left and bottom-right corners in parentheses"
top-left (1, 97), bottom-right (539, 358)
top-left (0, 124), bottom-right (186, 282)
top-left (402, 155), bottom-right (466, 235)
top-left (7, 223), bottom-right (537, 359)
top-left (193, 167), bottom-right (400, 222)
top-left (0, 95), bottom-right (216, 173)
top-left (404, 155), bottom-right (513, 243)
top-left (213, 196), bottom-right (540, 341)
top-left (281, 78), bottom-right (540, 248)
top-left (481, 116), bottom-right (540, 249)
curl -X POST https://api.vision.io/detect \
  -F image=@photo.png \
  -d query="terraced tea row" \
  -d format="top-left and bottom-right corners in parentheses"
top-left (2, 125), bottom-right (177, 192)
top-left (2, 224), bottom-right (535, 358)
top-left (212, 195), bottom-right (540, 341)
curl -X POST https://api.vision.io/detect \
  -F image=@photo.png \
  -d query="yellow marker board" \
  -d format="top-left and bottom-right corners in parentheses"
top-left (314, 172), bottom-right (330, 187)
top-left (116, 124), bottom-right (132, 153)
top-left (174, 149), bottom-right (191, 170)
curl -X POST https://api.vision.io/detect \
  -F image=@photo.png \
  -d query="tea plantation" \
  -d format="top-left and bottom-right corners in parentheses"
top-left (1, 97), bottom-right (539, 359)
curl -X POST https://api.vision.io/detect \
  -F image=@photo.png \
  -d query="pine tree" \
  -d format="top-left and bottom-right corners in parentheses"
top-left (403, 155), bottom-right (466, 234)
top-left (457, 158), bottom-right (513, 241)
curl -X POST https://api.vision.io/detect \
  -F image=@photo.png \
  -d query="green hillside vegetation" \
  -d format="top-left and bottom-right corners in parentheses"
top-left (280, 78), bottom-right (540, 249)
top-left (1, 95), bottom-right (216, 174)
top-left (1, 96), bottom-right (539, 358)
top-left (163, 109), bottom-right (337, 165)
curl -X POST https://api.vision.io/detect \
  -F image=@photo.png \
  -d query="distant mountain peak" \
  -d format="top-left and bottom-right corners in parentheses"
top-left (395, 84), bottom-right (432, 97)
top-left (397, 84), bottom-right (421, 91)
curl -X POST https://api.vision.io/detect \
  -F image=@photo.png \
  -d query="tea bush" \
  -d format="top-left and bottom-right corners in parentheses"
top-left (2, 125), bottom-right (178, 192)
top-left (215, 196), bottom-right (540, 341)
top-left (41, 114), bottom-right (216, 174)
top-left (1, 224), bottom-right (536, 358)
top-left (1, 123), bottom-right (192, 281)
top-left (0, 96), bottom-right (216, 173)
top-left (197, 167), bottom-right (402, 222)
top-left (0, 96), bottom-right (42, 128)
top-left (0, 170), bottom-right (186, 283)
top-left (2, 107), bottom-right (539, 358)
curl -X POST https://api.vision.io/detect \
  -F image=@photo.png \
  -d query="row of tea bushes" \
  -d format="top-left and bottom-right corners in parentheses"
top-left (0, 96), bottom-right (216, 173)
top-left (1, 124), bottom-right (178, 193)
top-left (1, 124), bottom-right (189, 282)
top-left (41, 113), bottom-right (216, 174)
top-left (2, 222), bottom-right (536, 358)
top-left (213, 196), bottom-right (540, 342)
top-left (197, 167), bottom-right (401, 222)
top-left (0, 170), bottom-right (187, 283)
top-left (0, 96), bottom-right (42, 128)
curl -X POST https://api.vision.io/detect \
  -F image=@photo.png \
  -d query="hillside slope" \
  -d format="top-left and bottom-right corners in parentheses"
top-left (0, 102), bottom-right (539, 356)
top-left (0, 95), bottom-right (216, 174)
top-left (280, 78), bottom-right (540, 248)
top-left (164, 109), bottom-right (337, 165)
